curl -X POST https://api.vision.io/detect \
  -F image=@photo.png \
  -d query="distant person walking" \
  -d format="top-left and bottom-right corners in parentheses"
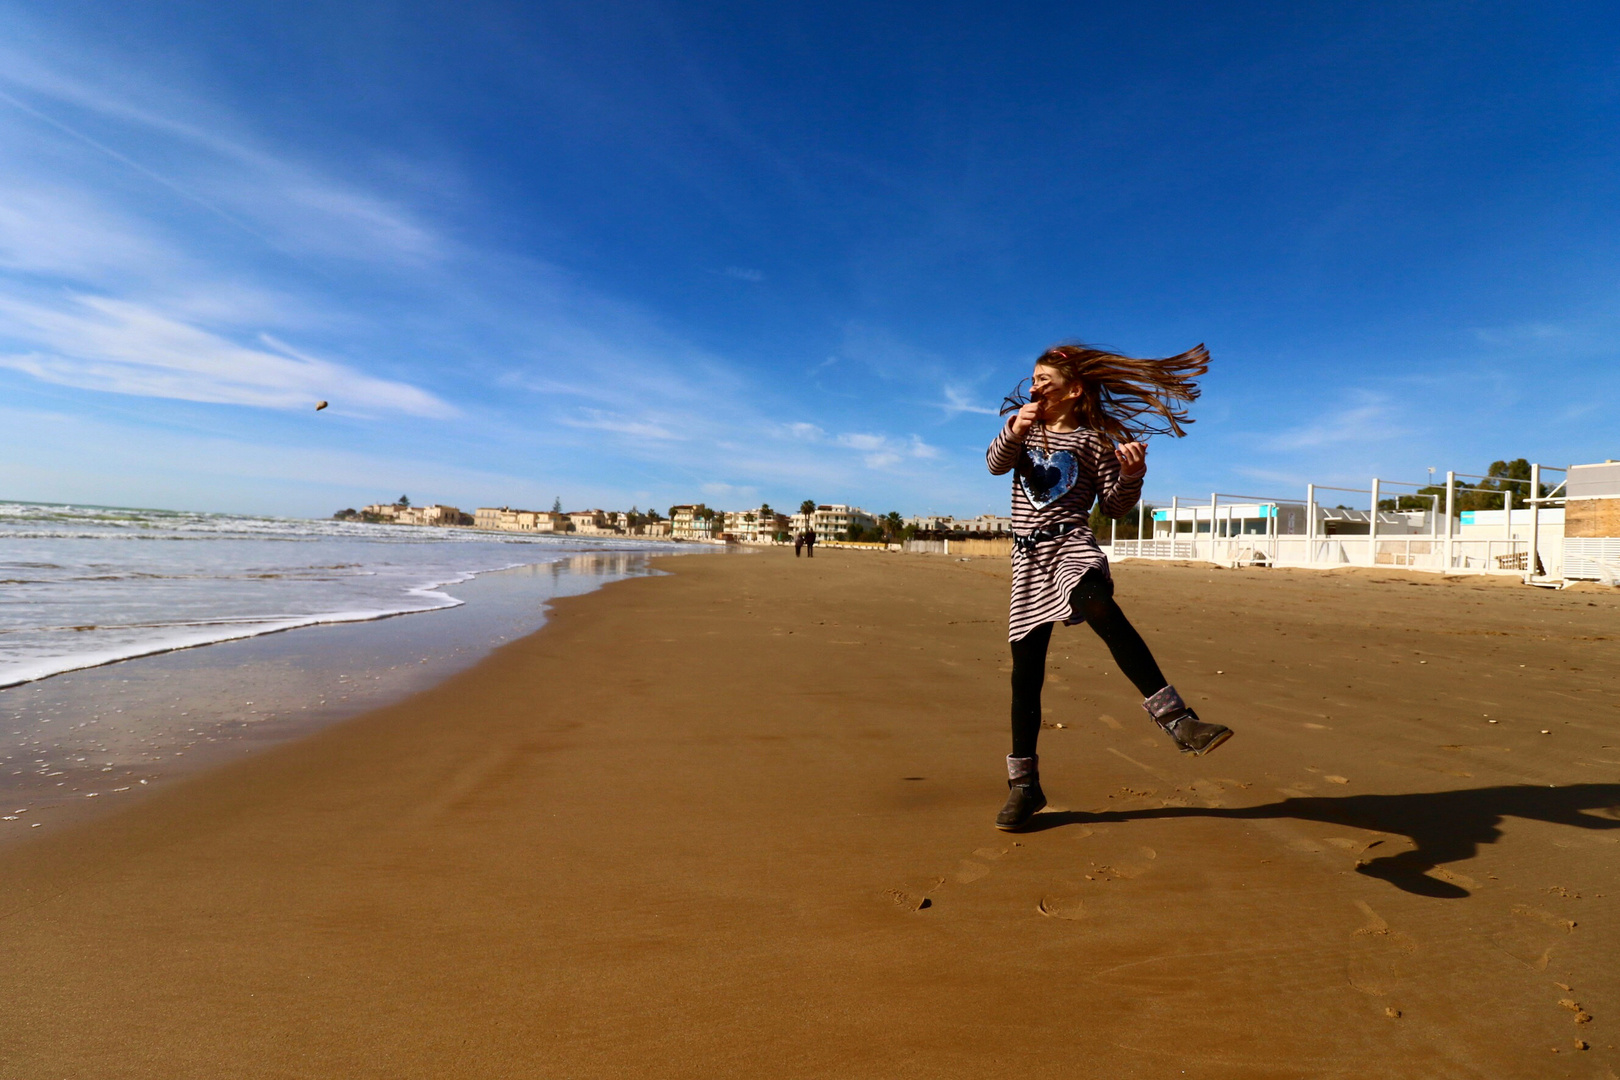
top-left (987, 342), bottom-right (1232, 832)
top-left (794, 532), bottom-right (804, 557)
top-left (803, 527), bottom-right (816, 558)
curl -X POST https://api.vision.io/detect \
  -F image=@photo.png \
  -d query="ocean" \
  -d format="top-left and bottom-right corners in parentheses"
top-left (0, 502), bottom-right (703, 834)
top-left (0, 501), bottom-right (681, 689)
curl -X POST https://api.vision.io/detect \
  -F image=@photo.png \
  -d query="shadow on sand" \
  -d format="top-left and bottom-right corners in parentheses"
top-left (1023, 783), bottom-right (1620, 898)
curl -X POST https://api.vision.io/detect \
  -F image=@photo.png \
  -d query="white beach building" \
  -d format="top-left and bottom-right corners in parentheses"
top-left (789, 504), bottom-right (877, 538)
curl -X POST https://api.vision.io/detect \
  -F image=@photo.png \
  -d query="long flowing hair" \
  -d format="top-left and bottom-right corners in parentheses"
top-left (1000, 342), bottom-right (1209, 445)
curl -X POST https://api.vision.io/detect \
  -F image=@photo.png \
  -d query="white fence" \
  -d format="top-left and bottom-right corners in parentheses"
top-left (1104, 534), bottom-right (1536, 574)
top-left (1104, 466), bottom-right (1572, 582)
top-left (1564, 538), bottom-right (1620, 584)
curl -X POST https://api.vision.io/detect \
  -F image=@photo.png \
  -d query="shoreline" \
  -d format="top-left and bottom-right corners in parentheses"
top-left (2, 549), bottom-right (1617, 1077)
top-left (0, 551), bottom-right (701, 843)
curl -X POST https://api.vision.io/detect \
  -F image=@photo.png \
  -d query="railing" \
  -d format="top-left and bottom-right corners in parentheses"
top-left (1106, 534), bottom-right (1533, 572)
top-left (1102, 465), bottom-right (1572, 581)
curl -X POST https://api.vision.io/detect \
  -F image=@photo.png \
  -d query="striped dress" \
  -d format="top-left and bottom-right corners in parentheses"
top-left (986, 417), bottom-right (1144, 642)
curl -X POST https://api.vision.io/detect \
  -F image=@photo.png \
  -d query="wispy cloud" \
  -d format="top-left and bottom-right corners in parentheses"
top-left (1469, 322), bottom-right (1568, 346)
top-left (701, 481), bottom-right (758, 499)
top-left (940, 384), bottom-right (998, 416)
top-left (722, 265), bottom-right (763, 282)
top-left (0, 56), bottom-right (443, 266)
top-left (1263, 391), bottom-right (1404, 450)
top-left (835, 431), bottom-right (940, 468)
top-left (558, 408), bottom-right (680, 441)
top-left (0, 293), bottom-right (453, 416)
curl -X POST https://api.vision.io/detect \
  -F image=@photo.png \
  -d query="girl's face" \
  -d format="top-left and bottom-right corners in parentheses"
top-left (1030, 364), bottom-right (1081, 409)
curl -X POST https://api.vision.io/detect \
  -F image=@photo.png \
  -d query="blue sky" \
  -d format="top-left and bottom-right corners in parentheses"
top-left (0, 1), bottom-right (1616, 519)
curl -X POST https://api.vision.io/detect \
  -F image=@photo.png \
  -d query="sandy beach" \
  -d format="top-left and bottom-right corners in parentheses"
top-left (2, 549), bottom-right (1617, 1078)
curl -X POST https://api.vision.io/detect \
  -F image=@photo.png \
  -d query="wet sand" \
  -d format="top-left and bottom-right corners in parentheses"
top-left (0, 553), bottom-right (674, 838)
top-left (2, 550), bottom-right (1617, 1078)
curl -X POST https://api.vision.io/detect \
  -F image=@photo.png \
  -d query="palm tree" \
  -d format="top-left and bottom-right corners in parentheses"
top-left (799, 499), bottom-right (817, 515)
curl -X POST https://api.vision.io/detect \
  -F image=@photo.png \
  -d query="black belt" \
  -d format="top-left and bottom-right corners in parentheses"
top-left (1012, 521), bottom-right (1081, 554)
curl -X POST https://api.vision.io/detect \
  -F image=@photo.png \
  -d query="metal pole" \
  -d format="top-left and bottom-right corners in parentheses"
top-left (1170, 496), bottom-right (1179, 558)
top-left (1137, 500), bottom-right (1146, 557)
top-left (1369, 478), bottom-right (1380, 566)
top-left (1445, 470), bottom-right (1456, 569)
top-left (1528, 463), bottom-right (1541, 581)
top-left (1209, 493), bottom-right (1217, 564)
top-left (1110, 514), bottom-right (1117, 552)
top-left (1306, 482), bottom-right (1316, 565)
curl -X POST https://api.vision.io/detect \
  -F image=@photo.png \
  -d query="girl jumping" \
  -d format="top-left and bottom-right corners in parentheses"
top-left (987, 342), bottom-right (1232, 832)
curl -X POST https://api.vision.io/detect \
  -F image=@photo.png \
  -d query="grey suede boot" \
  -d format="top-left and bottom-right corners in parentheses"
top-left (995, 755), bottom-right (1047, 831)
top-left (1143, 686), bottom-right (1232, 756)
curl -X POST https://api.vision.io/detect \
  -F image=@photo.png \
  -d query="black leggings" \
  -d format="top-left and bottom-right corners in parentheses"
top-left (1009, 573), bottom-right (1167, 758)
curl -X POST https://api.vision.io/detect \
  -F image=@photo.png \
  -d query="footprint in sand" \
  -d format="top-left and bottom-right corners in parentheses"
top-left (1347, 899), bottom-right (1417, 997)
top-left (1037, 894), bottom-right (1087, 920)
top-left (1491, 905), bottom-right (1575, 969)
top-left (955, 859), bottom-right (991, 883)
top-left (953, 845), bottom-right (1013, 883)
top-left (1111, 846), bottom-right (1158, 878)
top-left (1513, 903), bottom-right (1577, 933)
top-left (886, 888), bottom-right (932, 911)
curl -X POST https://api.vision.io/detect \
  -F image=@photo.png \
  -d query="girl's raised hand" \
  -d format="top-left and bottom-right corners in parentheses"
top-left (1116, 441), bottom-right (1147, 478)
top-left (1010, 400), bottom-right (1043, 437)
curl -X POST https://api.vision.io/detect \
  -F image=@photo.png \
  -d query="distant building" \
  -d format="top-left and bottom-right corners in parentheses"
top-left (640, 519), bottom-right (672, 538)
top-left (565, 509), bottom-right (627, 535)
top-left (723, 506), bottom-right (789, 542)
top-left (952, 514), bottom-right (1012, 535)
top-left (393, 504), bottom-right (465, 527)
top-left (904, 514), bottom-right (953, 533)
top-left (475, 507), bottom-right (565, 532)
top-left (789, 504), bottom-right (876, 539)
top-left (361, 503), bottom-right (403, 522)
top-left (670, 505), bottom-right (721, 540)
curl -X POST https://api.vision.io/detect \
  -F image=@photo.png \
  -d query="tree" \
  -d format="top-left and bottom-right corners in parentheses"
top-left (398, 494), bottom-right (410, 507)
top-left (552, 497), bottom-right (563, 513)
top-left (1405, 458), bottom-right (1549, 514)
top-left (799, 499), bottom-right (817, 515)
top-left (883, 511), bottom-right (904, 540)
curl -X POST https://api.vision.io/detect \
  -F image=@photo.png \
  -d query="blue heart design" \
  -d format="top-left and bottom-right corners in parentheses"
top-left (1020, 447), bottom-right (1080, 509)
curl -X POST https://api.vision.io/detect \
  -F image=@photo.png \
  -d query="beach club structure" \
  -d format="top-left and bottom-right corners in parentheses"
top-left (1105, 460), bottom-right (1620, 585)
